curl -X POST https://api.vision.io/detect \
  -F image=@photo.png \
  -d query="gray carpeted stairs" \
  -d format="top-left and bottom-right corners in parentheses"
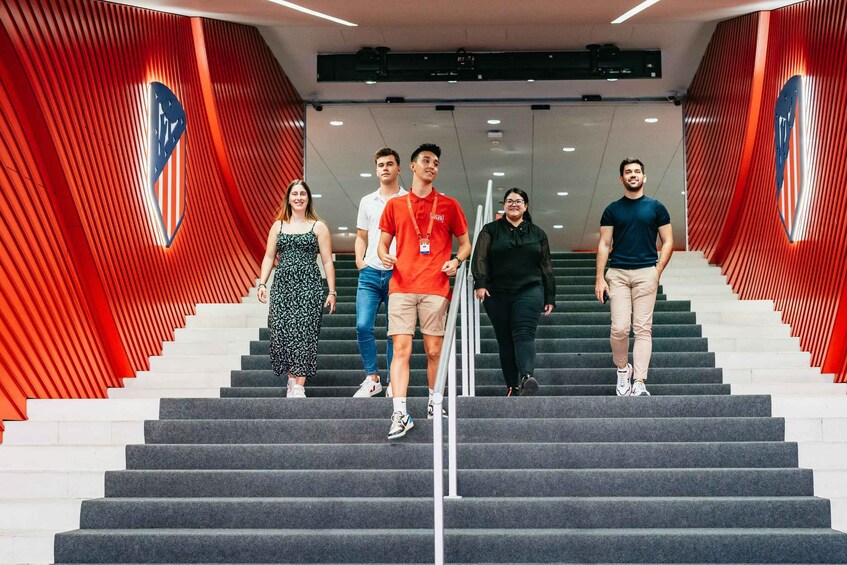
top-left (54, 253), bottom-right (847, 563)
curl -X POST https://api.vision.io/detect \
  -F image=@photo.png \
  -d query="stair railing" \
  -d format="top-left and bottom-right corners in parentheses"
top-left (432, 181), bottom-right (493, 564)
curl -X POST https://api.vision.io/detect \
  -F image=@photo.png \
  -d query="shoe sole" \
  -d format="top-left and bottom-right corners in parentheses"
top-left (387, 420), bottom-right (414, 440)
top-left (353, 387), bottom-right (383, 398)
top-left (519, 378), bottom-right (540, 396)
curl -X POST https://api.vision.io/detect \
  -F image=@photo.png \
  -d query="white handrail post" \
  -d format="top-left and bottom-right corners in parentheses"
top-left (460, 273), bottom-right (469, 397)
top-left (432, 391), bottom-right (445, 565)
top-left (447, 335), bottom-right (459, 498)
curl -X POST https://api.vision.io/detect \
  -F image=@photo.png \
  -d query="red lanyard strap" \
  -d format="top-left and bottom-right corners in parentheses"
top-left (407, 194), bottom-right (438, 240)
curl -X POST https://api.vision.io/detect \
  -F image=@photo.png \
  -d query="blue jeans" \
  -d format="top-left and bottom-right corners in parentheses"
top-left (356, 266), bottom-right (393, 382)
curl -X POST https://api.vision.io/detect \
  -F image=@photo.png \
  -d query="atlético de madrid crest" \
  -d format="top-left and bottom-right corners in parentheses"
top-left (149, 82), bottom-right (186, 247)
top-left (774, 75), bottom-right (804, 243)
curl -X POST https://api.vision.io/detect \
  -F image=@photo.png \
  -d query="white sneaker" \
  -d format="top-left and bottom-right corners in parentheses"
top-left (428, 398), bottom-right (447, 420)
top-left (616, 363), bottom-right (633, 396)
top-left (387, 411), bottom-right (414, 440)
top-left (353, 377), bottom-right (383, 398)
top-left (286, 377), bottom-right (295, 396)
top-left (288, 383), bottom-right (306, 398)
top-left (385, 383), bottom-right (393, 398)
top-left (631, 380), bottom-right (651, 396)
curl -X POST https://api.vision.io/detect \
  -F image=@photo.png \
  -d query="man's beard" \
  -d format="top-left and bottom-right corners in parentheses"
top-left (624, 180), bottom-right (643, 192)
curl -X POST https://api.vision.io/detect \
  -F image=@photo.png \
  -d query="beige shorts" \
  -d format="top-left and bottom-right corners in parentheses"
top-left (388, 293), bottom-right (449, 336)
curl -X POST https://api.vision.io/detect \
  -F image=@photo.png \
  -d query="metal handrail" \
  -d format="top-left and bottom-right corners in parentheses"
top-left (431, 180), bottom-right (494, 565)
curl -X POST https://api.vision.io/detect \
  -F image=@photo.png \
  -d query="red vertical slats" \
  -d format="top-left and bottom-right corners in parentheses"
top-left (0, 0), bottom-right (304, 440)
top-left (685, 0), bottom-right (847, 380)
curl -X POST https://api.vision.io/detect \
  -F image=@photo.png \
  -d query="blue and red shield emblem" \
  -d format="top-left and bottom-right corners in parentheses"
top-left (774, 75), bottom-right (804, 242)
top-left (149, 82), bottom-right (186, 247)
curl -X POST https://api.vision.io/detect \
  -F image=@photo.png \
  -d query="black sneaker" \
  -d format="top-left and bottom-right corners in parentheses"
top-left (506, 386), bottom-right (521, 397)
top-left (519, 373), bottom-right (539, 396)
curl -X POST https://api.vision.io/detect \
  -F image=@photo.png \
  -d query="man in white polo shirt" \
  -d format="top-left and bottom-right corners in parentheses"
top-left (353, 147), bottom-right (407, 397)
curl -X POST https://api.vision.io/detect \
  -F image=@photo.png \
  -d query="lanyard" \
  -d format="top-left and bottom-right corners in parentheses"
top-left (407, 193), bottom-right (438, 241)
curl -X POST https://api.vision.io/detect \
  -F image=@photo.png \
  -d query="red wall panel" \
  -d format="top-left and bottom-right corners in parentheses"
top-left (685, 0), bottom-right (847, 380)
top-left (0, 0), bottom-right (304, 440)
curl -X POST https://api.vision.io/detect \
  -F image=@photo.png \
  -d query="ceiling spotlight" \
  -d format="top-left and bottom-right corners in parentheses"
top-left (681, 191), bottom-right (686, 195)
top-left (607, 78), bottom-right (619, 82)
top-left (487, 119), bottom-right (501, 125)
top-left (360, 173), bottom-right (372, 177)
top-left (493, 172), bottom-right (505, 177)
top-left (526, 79), bottom-right (536, 83)
top-left (338, 226), bottom-right (348, 231)
top-left (365, 80), bottom-right (377, 85)
top-left (562, 147), bottom-right (576, 152)
top-left (448, 80), bottom-right (458, 84)
top-left (557, 192), bottom-right (569, 196)
top-left (330, 120), bottom-right (344, 126)
top-left (553, 224), bottom-right (564, 229)
top-left (644, 118), bottom-right (659, 123)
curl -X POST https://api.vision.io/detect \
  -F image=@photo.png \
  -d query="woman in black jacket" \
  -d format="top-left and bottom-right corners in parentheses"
top-left (471, 188), bottom-right (556, 396)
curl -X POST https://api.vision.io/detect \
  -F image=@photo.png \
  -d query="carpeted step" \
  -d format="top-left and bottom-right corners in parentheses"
top-left (219, 383), bottom-right (730, 398)
top-left (316, 311), bottom-right (698, 327)
top-left (104, 468), bottom-right (814, 499)
top-left (143, 417), bottom-right (783, 444)
top-left (77, 496), bottom-right (829, 530)
top-left (250, 337), bottom-right (710, 355)
top-left (123, 442), bottom-right (799, 471)
top-left (238, 351), bottom-right (717, 370)
top-left (54, 527), bottom-right (847, 564)
top-left (228, 367), bottom-right (724, 388)
top-left (158, 396), bottom-right (770, 420)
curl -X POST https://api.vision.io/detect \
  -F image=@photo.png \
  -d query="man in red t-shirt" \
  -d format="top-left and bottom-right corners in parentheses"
top-left (378, 143), bottom-right (471, 440)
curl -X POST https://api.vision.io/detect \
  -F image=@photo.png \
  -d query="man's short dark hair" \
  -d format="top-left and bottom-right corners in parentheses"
top-left (411, 143), bottom-right (441, 163)
top-left (374, 147), bottom-right (400, 165)
top-left (619, 157), bottom-right (645, 177)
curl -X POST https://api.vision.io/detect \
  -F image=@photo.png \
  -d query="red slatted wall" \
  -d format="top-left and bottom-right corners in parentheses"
top-left (0, 0), bottom-right (304, 440)
top-left (685, 0), bottom-right (847, 380)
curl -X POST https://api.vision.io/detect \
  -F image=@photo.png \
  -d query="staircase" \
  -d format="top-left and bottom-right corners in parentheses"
top-left (50, 252), bottom-right (847, 562)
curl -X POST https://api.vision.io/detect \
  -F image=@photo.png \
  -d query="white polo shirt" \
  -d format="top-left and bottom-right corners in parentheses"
top-left (357, 187), bottom-right (407, 270)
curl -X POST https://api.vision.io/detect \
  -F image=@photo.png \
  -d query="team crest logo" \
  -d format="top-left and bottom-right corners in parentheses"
top-left (149, 82), bottom-right (186, 247)
top-left (774, 75), bottom-right (804, 243)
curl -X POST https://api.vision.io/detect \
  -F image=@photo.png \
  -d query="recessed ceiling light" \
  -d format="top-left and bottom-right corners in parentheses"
top-left (681, 191), bottom-right (686, 195)
top-left (487, 119), bottom-right (501, 125)
top-left (562, 147), bottom-right (576, 152)
top-left (553, 224), bottom-right (564, 229)
top-left (493, 172), bottom-right (505, 177)
top-left (365, 81), bottom-right (377, 85)
top-left (526, 79), bottom-right (535, 83)
top-left (266, 0), bottom-right (358, 26)
top-left (644, 118), bottom-right (659, 123)
top-left (360, 173), bottom-right (372, 177)
top-left (313, 193), bottom-right (322, 198)
top-left (330, 120), bottom-right (344, 126)
top-left (611, 0), bottom-right (662, 24)
top-left (607, 78), bottom-right (619, 82)
top-left (557, 192), bottom-right (569, 196)
top-left (338, 226), bottom-right (348, 231)
top-left (447, 80), bottom-right (458, 84)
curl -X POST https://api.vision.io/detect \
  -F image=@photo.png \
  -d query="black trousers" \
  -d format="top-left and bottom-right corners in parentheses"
top-left (483, 285), bottom-right (544, 388)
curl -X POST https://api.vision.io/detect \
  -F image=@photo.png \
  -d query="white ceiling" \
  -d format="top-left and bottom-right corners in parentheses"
top-left (109, 0), bottom-right (802, 251)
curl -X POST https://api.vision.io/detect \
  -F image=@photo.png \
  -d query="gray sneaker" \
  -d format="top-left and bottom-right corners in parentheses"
top-left (616, 363), bottom-right (633, 396)
top-left (387, 411), bottom-right (414, 439)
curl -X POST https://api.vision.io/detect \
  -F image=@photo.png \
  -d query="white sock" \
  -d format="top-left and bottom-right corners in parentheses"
top-left (393, 397), bottom-right (407, 415)
top-left (428, 388), bottom-right (434, 399)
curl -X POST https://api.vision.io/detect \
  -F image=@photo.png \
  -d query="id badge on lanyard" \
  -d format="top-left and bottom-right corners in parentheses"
top-left (407, 194), bottom-right (438, 255)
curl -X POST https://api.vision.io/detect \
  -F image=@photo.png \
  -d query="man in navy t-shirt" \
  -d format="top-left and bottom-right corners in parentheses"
top-left (595, 158), bottom-right (673, 397)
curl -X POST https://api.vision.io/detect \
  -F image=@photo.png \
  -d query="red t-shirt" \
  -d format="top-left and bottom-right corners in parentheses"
top-left (379, 189), bottom-right (468, 298)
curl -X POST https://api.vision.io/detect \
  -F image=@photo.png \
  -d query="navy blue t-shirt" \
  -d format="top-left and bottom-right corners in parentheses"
top-left (600, 196), bottom-right (670, 269)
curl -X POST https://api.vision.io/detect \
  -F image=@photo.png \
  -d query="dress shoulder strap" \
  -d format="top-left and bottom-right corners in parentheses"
top-left (310, 221), bottom-right (318, 233)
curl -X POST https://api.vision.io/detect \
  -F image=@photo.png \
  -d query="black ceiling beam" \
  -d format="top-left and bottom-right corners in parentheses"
top-left (317, 45), bottom-right (661, 83)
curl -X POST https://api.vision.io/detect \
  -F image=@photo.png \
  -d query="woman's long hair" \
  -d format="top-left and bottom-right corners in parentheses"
top-left (503, 187), bottom-right (532, 223)
top-left (276, 179), bottom-right (322, 223)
